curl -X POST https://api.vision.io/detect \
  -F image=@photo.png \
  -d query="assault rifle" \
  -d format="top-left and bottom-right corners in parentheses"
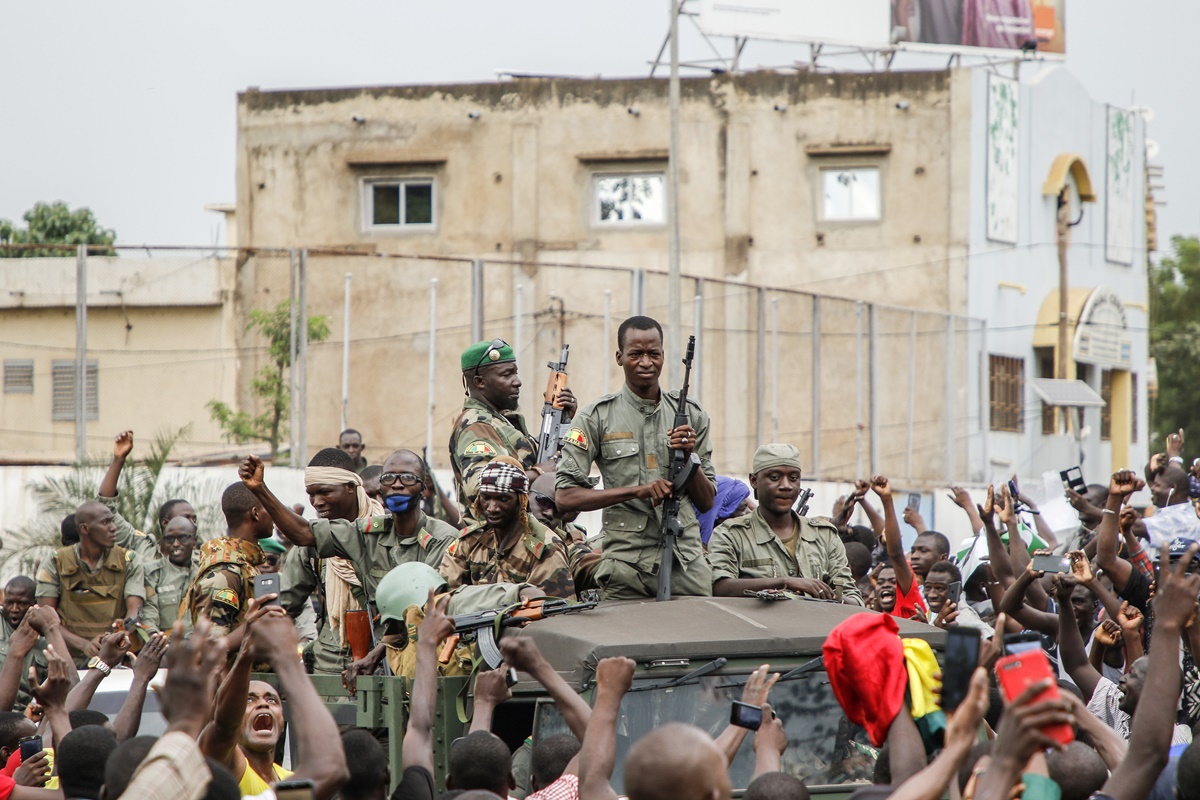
top-left (536, 344), bottom-right (571, 460)
top-left (657, 335), bottom-right (699, 602)
top-left (438, 597), bottom-right (598, 669)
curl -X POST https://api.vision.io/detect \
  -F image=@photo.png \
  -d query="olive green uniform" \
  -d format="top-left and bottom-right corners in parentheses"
top-left (708, 509), bottom-right (864, 606)
top-left (143, 557), bottom-right (198, 633)
top-left (0, 617), bottom-right (49, 712)
top-left (555, 385), bottom-right (716, 600)
top-left (94, 492), bottom-right (161, 562)
top-left (35, 544), bottom-right (146, 665)
top-left (440, 514), bottom-right (576, 599)
top-left (304, 512), bottom-right (457, 661)
top-left (449, 397), bottom-right (539, 521)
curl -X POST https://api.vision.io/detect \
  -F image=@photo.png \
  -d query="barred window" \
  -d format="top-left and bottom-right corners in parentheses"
top-left (3, 360), bottom-right (33, 393)
top-left (1100, 370), bottom-right (1113, 441)
top-left (51, 361), bottom-right (98, 421)
top-left (989, 355), bottom-right (1024, 433)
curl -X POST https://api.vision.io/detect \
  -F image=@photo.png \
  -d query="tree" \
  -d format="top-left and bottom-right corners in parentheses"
top-left (208, 300), bottom-right (330, 459)
top-left (0, 427), bottom-right (222, 582)
top-left (0, 201), bottom-right (117, 257)
top-left (1149, 235), bottom-right (1200, 445)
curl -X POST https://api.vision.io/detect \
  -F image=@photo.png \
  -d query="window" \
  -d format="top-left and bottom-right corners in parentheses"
top-left (51, 361), bottom-right (98, 421)
top-left (593, 173), bottom-right (666, 225)
top-left (989, 355), bottom-right (1024, 432)
top-left (820, 167), bottom-right (881, 221)
top-left (1035, 347), bottom-right (1055, 434)
top-left (366, 179), bottom-right (434, 227)
top-left (1100, 370), bottom-right (1112, 441)
top-left (3, 360), bottom-right (33, 393)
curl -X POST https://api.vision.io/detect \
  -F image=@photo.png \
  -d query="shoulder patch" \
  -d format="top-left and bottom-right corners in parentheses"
top-left (212, 588), bottom-right (240, 609)
top-left (418, 530), bottom-right (434, 548)
top-left (125, 550), bottom-right (135, 563)
top-left (563, 428), bottom-right (588, 449)
top-left (134, 529), bottom-right (151, 538)
top-left (464, 441), bottom-right (498, 457)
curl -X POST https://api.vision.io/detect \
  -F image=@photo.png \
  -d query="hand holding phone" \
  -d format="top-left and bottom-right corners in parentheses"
top-left (941, 627), bottom-right (982, 712)
top-left (18, 735), bottom-right (42, 761)
top-left (1030, 553), bottom-right (1069, 574)
top-left (1060, 467), bottom-right (1086, 494)
top-left (947, 580), bottom-right (962, 607)
top-left (253, 573), bottom-right (281, 606)
top-left (907, 493), bottom-right (921, 511)
top-left (994, 649), bottom-right (1074, 747)
top-left (730, 700), bottom-right (763, 731)
top-left (274, 779), bottom-right (317, 800)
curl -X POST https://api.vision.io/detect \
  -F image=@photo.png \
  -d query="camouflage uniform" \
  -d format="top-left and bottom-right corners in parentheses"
top-left (94, 492), bottom-right (163, 562)
top-left (708, 510), bottom-right (864, 606)
top-left (553, 523), bottom-right (602, 596)
top-left (181, 537), bottom-right (264, 639)
top-left (440, 513), bottom-right (575, 599)
top-left (0, 617), bottom-right (48, 712)
top-left (555, 384), bottom-right (716, 600)
top-left (449, 397), bottom-right (538, 521)
top-left (143, 557), bottom-right (199, 633)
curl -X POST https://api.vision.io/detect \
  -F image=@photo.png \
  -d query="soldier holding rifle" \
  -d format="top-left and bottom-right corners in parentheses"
top-left (556, 315), bottom-right (717, 600)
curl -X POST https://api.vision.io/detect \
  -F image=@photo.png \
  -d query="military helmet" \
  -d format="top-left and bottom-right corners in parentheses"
top-left (376, 562), bottom-right (447, 623)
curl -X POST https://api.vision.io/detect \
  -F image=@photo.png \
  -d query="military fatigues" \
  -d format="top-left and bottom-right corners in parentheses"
top-left (0, 617), bottom-right (49, 712)
top-left (94, 492), bottom-right (163, 562)
top-left (305, 512), bottom-right (457, 657)
top-left (35, 544), bottom-right (146, 665)
top-left (556, 384), bottom-right (716, 600)
top-left (143, 557), bottom-right (199, 634)
top-left (440, 513), bottom-right (575, 599)
top-left (182, 538), bottom-right (264, 639)
top-left (449, 397), bottom-right (539, 521)
top-left (708, 509), bottom-right (864, 606)
top-left (553, 523), bottom-right (602, 596)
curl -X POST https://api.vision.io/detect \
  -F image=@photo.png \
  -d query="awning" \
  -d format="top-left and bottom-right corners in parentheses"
top-left (1030, 378), bottom-right (1105, 408)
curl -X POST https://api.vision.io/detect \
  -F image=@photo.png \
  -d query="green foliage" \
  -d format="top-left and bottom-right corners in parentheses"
top-left (0, 428), bottom-right (224, 582)
top-left (208, 301), bottom-right (330, 458)
top-left (0, 201), bottom-right (117, 257)
top-left (1149, 235), bottom-right (1200, 445)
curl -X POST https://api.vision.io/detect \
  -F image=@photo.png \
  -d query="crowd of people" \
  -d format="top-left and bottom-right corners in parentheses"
top-left (2, 312), bottom-right (1200, 800)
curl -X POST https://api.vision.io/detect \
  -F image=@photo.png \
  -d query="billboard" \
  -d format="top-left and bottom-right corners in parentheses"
top-left (986, 74), bottom-right (1019, 244)
top-left (697, 0), bottom-right (1066, 57)
top-left (1105, 106), bottom-right (1136, 265)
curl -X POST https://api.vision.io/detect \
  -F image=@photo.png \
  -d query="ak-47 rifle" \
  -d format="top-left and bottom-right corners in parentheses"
top-left (438, 597), bottom-right (597, 669)
top-left (657, 335), bottom-right (699, 602)
top-left (536, 344), bottom-right (571, 461)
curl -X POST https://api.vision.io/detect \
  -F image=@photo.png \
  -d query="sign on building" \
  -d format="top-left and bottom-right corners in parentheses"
top-left (986, 74), bottom-right (1019, 245)
top-left (1105, 107), bottom-right (1136, 265)
top-left (1073, 286), bottom-right (1133, 369)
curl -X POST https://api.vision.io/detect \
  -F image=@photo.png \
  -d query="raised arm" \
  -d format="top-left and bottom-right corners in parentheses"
top-left (713, 664), bottom-right (779, 766)
top-left (30, 643), bottom-right (74, 754)
top-left (501, 637), bottom-right (592, 742)
top-left (404, 590), bottom-right (456, 774)
top-left (99, 430), bottom-right (133, 499)
top-left (0, 619), bottom-right (38, 713)
top-left (1068, 551), bottom-right (1122, 625)
top-left (468, 668), bottom-right (512, 734)
top-left (979, 488), bottom-right (1015, 588)
top-left (239, 455), bottom-right (315, 547)
top-left (751, 704), bottom-right (787, 779)
top-left (1095, 471), bottom-right (1139, 593)
top-left (66, 629), bottom-right (130, 712)
top-left (996, 568), bottom-right (1057, 636)
top-left (579, 657), bottom-right (633, 800)
top-left (113, 633), bottom-right (167, 742)
top-left (199, 611), bottom-right (261, 766)
top-left (1054, 574), bottom-right (1101, 702)
top-left (948, 486), bottom-right (985, 538)
top-left (871, 475), bottom-right (914, 595)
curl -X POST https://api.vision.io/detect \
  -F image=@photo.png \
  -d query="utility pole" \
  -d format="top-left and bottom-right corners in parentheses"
top-left (341, 273), bottom-right (352, 432)
top-left (667, 0), bottom-right (683, 386)
top-left (1055, 188), bottom-right (1070, 434)
top-left (75, 245), bottom-right (88, 463)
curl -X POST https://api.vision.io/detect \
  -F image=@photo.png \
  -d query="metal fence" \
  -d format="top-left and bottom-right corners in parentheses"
top-left (0, 244), bottom-right (986, 484)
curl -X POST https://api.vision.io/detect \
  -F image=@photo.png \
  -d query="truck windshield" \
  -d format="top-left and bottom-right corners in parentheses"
top-left (534, 670), bottom-right (877, 792)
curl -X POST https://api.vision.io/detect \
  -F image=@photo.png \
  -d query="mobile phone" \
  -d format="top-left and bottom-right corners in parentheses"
top-left (1060, 467), bottom-right (1086, 494)
top-left (941, 628), bottom-right (982, 712)
top-left (1031, 554), bottom-right (1069, 574)
top-left (947, 581), bottom-right (962, 607)
top-left (274, 779), bottom-right (316, 800)
top-left (994, 650), bottom-right (1074, 746)
top-left (505, 667), bottom-right (519, 688)
top-left (729, 700), bottom-right (763, 731)
top-left (253, 573), bottom-right (281, 606)
top-left (907, 493), bottom-right (921, 511)
top-left (1003, 631), bottom-right (1042, 656)
top-left (18, 736), bottom-right (42, 761)
top-left (1008, 479), bottom-right (1019, 501)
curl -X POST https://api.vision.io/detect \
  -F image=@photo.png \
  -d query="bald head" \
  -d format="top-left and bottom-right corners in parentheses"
top-left (625, 724), bottom-right (732, 800)
top-left (74, 501), bottom-right (106, 526)
top-left (382, 449), bottom-right (424, 474)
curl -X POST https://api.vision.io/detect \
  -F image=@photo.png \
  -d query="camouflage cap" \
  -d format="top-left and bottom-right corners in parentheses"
top-left (376, 562), bottom-right (447, 624)
top-left (752, 443), bottom-right (802, 474)
top-left (461, 339), bottom-right (515, 372)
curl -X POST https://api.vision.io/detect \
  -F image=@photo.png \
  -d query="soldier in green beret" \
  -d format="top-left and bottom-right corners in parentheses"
top-left (450, 338), bottom-right (577, 523)
top-left (708, 443), bottom-right (862, 605)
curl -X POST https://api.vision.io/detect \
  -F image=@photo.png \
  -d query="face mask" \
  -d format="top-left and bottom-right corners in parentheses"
top-left (384, 492), bottom-right (417, 514)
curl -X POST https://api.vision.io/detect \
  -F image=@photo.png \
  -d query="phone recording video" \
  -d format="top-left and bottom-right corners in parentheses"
top-left (729, 700), bottom-right (763, 731)
top-left (253, 573), bottom-right (281, 606)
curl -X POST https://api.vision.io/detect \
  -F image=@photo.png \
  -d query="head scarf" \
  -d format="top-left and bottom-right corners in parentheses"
top-left (477, 461), bottom-right (528, 495)
top-left (698, 476), bottom-right (751, 544)
top-left (305, 465), bottom-right (386, 644)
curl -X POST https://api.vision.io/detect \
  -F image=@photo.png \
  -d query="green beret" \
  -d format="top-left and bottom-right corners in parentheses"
top-left (260, 537), bottom-right (287, 555)
top-left (461, 339), bottom-right (515, 372)
top-left (752, 443), bottom-right (802, 474)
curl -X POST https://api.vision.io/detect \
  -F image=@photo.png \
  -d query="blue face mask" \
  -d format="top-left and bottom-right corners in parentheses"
top-left (384, 492), bottom-right (418, 514)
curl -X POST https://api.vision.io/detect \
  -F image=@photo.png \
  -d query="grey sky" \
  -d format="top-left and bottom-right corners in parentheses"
top-left (2, 0), bottom-right (1194, 255)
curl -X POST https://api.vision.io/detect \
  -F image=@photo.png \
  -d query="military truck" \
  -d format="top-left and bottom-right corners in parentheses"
top-left (273, 596), bottom-right (944, 798)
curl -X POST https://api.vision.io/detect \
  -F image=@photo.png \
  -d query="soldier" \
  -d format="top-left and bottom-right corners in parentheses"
top-left (96, 430), bottom-right (196, 561)
top-left (0, 577), bottom-right (71, 711)
top-left (529, 472), bottom-right (601, 596)
top-left (339, 428), bottom-right (370, 474)
top-left (556, 315), bottom-right (717, 600)
top-left (141, 515), bottom-right (200, 634)
top-left (240, 448), bottom-right (458, 647)
top-left (441, 459), bottom-right (575, 599)
top-left (36, 500), bottom-right (146, 666)
top-left (180, 482), bottom-right (274, 647)
top-left (449, 339), bottom-right (576, 522)
top-left (708, 443), bottom-right (863, 605)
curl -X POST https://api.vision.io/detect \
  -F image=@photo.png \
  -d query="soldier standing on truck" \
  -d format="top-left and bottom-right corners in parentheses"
top-left (708, 443), bottom-right (863, 605)
top-left (555, 315), bottom-right (717, 601)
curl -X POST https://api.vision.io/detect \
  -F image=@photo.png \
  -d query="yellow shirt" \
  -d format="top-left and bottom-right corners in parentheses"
top-left (238, 760), bottom-right (291, 797)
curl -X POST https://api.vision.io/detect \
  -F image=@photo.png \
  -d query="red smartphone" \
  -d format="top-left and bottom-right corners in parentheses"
top-left (994, 650), bottom-right (1074, 747)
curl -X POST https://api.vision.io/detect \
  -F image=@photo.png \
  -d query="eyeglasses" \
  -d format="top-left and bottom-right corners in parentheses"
top-left (380, 472), bottom-right (424, 487)
top-left (531, 491), bottom-right (558, 515)
top-left (474, 338), bottom-right (509, 370)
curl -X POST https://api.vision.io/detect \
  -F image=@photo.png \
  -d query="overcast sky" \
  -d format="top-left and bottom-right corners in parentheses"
top-left (2, 1), bottom-right (1194, 255)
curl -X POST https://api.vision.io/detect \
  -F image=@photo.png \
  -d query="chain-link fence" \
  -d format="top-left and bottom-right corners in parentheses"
top-left (1, 244), bottom-right (984, 485)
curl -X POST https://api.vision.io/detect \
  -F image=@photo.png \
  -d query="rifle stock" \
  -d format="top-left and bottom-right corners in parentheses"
top-left (658, 335), bottom-right (697, 602)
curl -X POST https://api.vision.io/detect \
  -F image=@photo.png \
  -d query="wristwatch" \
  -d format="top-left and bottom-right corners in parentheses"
top-left (86, 656), bottom-right (112, 677)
